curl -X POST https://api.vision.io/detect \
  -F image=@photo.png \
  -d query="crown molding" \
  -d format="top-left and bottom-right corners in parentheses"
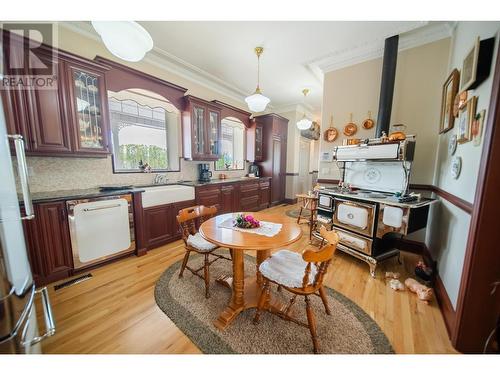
top-left (271, 103), bottom-right (314, 118)
top-left (58, 21), bottom-right (254, 108)
top-left (308, 22), bottom-right (453, 74)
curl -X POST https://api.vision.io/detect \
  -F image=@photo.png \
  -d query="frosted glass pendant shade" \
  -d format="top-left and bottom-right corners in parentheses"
top-left (91, 21), bottom-right (153, 62)
top-left (245, 89), bottom-right (271, 113)
top-left (297, 116), bottom-right (312, 130)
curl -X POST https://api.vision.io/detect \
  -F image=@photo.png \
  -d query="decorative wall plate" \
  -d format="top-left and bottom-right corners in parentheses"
top-left (448, 134), bottom-right (458, 156)
top-left (451, 156), bottom-right (462, 179)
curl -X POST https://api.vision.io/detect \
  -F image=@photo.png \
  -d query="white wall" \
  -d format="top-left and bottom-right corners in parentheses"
top-left (426, 22), bottom-right (500, 308)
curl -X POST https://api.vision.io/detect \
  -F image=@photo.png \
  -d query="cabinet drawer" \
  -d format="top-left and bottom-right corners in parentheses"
top-left (240, 182), bottom-right (260, 197)
top-left (334, 226), bottom-right (373, 256)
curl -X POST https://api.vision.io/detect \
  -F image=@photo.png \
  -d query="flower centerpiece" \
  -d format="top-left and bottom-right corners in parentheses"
top-left (233, 213), bottom-right (260, 229)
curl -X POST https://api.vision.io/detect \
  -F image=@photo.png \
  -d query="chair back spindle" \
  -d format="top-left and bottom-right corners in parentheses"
top-left (176, 205), bottom-right (217, 245)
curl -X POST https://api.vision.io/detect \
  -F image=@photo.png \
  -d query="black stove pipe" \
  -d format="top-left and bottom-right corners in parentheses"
top-left (375, 35), bottom-right (399, 138)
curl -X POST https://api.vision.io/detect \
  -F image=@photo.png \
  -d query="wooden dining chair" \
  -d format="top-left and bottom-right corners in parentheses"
top-left (253, 226), bottom-right (339, 353)
top-left (177, 205), bottom-right (231, 298)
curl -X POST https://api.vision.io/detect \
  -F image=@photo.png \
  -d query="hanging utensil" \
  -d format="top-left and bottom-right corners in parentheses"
top-left (362, 111), bottom-right (375, 129)
top-left (343, 113), bottom-right (358, 136)
top-left (323, 115), bottom-right (338, 142)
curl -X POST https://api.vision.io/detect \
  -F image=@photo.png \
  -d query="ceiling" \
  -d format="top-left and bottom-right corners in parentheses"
top-left (63, 21), bottom-right (453, 118)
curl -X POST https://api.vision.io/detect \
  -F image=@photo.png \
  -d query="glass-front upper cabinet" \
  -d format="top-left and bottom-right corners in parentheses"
top-left (207, 108), bottom-right (220, 156)
top-left (182, 96), bottom-right (221, 160)
top-left (66, 62), bottom-right (110, 155)
top-left (255, 124), bottom-right (263, 161)
top-left (193, 105), bottom-right (205, 156)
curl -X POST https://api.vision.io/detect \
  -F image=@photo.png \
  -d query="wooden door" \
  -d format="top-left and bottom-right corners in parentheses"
top-left (65, 61), bottom-right (110, 155)
top-left (37, 202), bottom-right (73, 284)
top-left (271, 137), bottom-right (282, 205)
top-left (25, 52), bottom-right (72, 154)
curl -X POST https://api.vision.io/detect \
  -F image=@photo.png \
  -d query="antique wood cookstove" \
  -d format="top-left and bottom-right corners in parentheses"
top-left (315, 138), bottom-right (436, 277)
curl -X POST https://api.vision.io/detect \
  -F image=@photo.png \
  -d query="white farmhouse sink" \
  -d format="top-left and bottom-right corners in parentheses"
top-left (141, 185), bottom-right (195, 208)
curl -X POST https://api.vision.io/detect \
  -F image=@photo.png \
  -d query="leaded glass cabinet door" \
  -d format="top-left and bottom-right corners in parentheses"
top-left (255, 124), bottom-right (263, 161)
top-left (207, 108), bottom-right (220, 157)
top-left (67, 63), bottom-right (110, 154)
top-left (192, 104), bottom-right (205, 158)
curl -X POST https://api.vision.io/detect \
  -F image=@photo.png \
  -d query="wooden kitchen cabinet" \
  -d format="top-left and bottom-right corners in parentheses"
top-left (239, 180), bottom-right (260, 212)
top-left (24, 202), bottom-right (74, 286)
top-left (220, 184), bottom-right (236, 214)
top-left (1, 32), bottom-right (110, 157)
top-left (143, 199), bottom-right (196, 250)
top-left (182, 95), bottom-right (221, 160)
top-left (253, 114), bottom-right (288, 205)
top-left (195, 184), bottom-right (222, 211)
top-left (259, 179), bottom-right (271, 210)
top-left (64, 60), bottom-right (110, 155)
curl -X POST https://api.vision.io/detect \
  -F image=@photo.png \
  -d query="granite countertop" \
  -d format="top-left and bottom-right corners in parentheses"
top-left (181, 176), bottom-right (270, 187)
top-left (26, 187), bottom-right (145, 204)
top-left (25, 177), bottom-right (270, 204)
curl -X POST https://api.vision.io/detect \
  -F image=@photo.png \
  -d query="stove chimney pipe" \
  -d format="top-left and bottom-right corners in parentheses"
top-left (375, 35), bottom-right (399, 138)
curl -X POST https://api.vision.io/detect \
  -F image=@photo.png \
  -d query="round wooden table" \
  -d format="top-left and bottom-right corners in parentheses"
top-left (199, 212), bottom-right (302, 330)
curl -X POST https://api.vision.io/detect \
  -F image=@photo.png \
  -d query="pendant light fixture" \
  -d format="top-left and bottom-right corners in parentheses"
top-left (91, 21), bottom-right (153, 62)
top-left (296, 89), bottom-right (313, 130)
top-left (245, 47), bottom-right (270, 113)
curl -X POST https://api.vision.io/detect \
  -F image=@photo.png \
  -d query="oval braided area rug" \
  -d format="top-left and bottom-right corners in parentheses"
top-left (154, 252), bottom-right (393, 354)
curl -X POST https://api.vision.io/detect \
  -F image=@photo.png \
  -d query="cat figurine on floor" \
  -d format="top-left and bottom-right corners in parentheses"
top-left (405, 278), bottom-right (433, 304)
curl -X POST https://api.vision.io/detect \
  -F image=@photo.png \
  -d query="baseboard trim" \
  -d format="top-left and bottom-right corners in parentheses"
top-left (390, 237), bottom-right (456, 339)
top-left (284, 198), bottom-right (298, 204)
top-left (435, 275), bottom-right (457, 336)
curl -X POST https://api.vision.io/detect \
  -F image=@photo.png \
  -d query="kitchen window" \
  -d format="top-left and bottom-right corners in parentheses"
top-left (215, 117), bottom-right (245, 170)
top-left (108, 89), bottom-right (181, 172)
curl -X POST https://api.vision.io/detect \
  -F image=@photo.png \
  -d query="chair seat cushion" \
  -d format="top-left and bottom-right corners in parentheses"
top-left (259, 250), bottom-right (317, 288)
top-left (187, 232), bottom-right (217, 252)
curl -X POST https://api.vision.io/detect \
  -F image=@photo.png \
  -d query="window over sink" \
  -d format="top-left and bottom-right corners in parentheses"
top-left (215, 117), bottom-right (245, 170)
top-left (108, 88), bottom-right (181, 172)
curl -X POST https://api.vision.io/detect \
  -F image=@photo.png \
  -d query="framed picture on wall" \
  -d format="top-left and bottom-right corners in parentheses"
top-left (439, 69), bottom-right (460, 133)
top-left (457, 96), bottom-right (477, 144)
top-left (460, 37), bottom-right (480, 91)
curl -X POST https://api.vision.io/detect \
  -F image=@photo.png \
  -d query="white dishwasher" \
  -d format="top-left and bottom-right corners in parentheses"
top-left (66, 194), bottom-right (135, 270)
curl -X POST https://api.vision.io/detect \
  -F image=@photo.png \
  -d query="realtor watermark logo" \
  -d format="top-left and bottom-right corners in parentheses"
top-left (0, 22), bottom-right (58, 90)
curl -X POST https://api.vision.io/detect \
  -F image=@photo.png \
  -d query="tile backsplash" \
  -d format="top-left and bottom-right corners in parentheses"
top-left (18, 156), bottom-right (247, 193)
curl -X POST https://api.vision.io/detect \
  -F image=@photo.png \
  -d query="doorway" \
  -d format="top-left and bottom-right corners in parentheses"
top-left (298, 139), bottom-right (311, 194)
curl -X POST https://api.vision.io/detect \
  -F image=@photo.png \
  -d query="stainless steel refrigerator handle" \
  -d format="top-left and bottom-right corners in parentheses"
top-left (7, 134), bottom-right (34, 220)
top-left (83, 203), bottom-right (121, 212)
top-left (22, 287), bottom-right (56, 346)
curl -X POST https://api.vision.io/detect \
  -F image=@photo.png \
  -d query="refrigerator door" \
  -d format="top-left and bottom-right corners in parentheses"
top-left (0, 93), bottom-right (53, 353)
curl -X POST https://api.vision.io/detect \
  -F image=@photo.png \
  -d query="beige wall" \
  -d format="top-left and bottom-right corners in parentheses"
top-left (23, 24), bottom-right (250, 192)
top-left (318, 38), bottom-right (451, 185)
top-left (426, 22), bottom-right (500, 308)
top-left (319, 57), bottom-right (382, 180)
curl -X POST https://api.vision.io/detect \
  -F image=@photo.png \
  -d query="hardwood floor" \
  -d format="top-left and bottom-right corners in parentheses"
top-left (38, 203), bottom-right (456, 354)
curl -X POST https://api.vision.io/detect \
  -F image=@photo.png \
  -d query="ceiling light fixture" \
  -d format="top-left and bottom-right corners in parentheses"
top-left (91, 21), bottom-right (153, 62)
top-left (296, 89), bottom-right (313, 130)
top-left (245, 47), bottom-right (270, 113)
